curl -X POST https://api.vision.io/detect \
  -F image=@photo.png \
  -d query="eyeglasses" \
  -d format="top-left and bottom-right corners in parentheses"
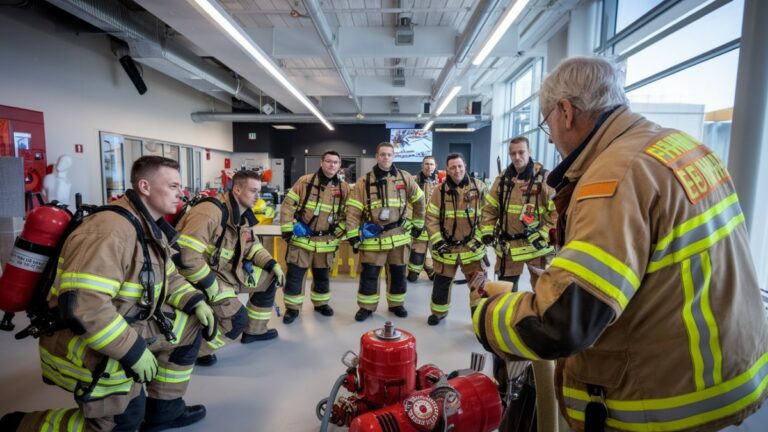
top-left (539, 109), bottom-right (555, 136)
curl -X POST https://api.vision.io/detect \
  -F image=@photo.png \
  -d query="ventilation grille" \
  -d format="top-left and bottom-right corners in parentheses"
top-left (375, 412), bottom-right (401, 432)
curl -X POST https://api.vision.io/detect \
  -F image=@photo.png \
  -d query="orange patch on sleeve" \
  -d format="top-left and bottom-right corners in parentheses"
top-left (576, 181), bottom-right (618, 201)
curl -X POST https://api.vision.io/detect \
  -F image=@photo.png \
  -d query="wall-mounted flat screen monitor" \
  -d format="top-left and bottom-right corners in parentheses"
top-left (390, 129), bottom-right (433, 162)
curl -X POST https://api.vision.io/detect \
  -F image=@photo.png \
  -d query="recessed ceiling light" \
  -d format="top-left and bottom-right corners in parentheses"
top-left (434, 127), bottom-right (476, 132)
top-left (272, 125), bottom-right (296, 130)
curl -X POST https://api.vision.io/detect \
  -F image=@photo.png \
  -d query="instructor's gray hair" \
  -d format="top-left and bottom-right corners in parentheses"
top-left (539, 57), bottom-right (629, 117)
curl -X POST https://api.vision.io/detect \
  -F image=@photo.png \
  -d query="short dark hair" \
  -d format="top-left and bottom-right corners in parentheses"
top-left (232, 170), bottom-right (261, 188)
top-left (422, 155), bottom-right (436, 163)
top-left (322, 150), bottom-right (340, 160)
top-left (446, 153), bottom-right (464, 165)
top-left (509, 136), bottom-right (530, 147)
top-left (130, 156), bottom-right (180, 189)
top-left (376, 142), bottom-right (394, 153)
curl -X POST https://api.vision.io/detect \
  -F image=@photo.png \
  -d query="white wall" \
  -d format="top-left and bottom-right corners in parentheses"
top-left (0, 9), bottom-right (233, 204)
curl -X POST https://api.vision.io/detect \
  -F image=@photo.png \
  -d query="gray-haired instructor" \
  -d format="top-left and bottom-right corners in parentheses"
top-left (473, 57), bottom-right (768, 431)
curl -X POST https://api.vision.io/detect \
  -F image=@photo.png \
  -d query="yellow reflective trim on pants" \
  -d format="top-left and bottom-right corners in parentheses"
top-left (178, 235), bottom-right (206, 253)
top-left (206, 331), bottom-right (226, 349)
top-left (562, 351), bottom-right (768, 431)
top-left (290, 236), bottom-right (340, 253)
top-left (60, 272), bottom-right (121, 296)
top-left (491, 293), bottom-right (541, 360)
top-left (387, 293), bottom-right (405, 303)
top-left (155, 366), bottom-right (193, 384)
top-left (358, 293), bottom-right (380, 304)
top-left (85, 315), bottom-right (128, 350)
top-left (360, 233), bottom-right (412, 250)
top-left (649, 193), bottom-right (744, 272)
top-left (431, 302), bottom-right (450, 313)
top-left (310, 291), bottom-right (331, 302)
top-left (246, 306), bottom-right (271, 321)
top-left (284, 294), bottom-right (304, 305)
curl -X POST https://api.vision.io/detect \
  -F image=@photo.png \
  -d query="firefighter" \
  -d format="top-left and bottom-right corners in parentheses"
top-left (346, 142), bottom-right (426, 322)
top-left (407, 155), bottom-right (439, 282)
top-left (175, 170), bottom-right (285, 367)
top-left (480, 136), bottom-right (556, 289)
top-left (280, 150), bottom-right (350, 324)
top-left (0, 156), bottom-right (214, 432)
top-left (473, 57), bottom-right (768, 432)
top-left (425, 153), bottom-right (487, 325)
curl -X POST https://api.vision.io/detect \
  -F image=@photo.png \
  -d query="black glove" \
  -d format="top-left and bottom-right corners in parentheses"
top-left (348, 237), bottom-right (360, 253)
top-left (432, 240), bottom-right (450, 255)
top-left (281, 231), bottom-right (293, 241)
top-left (481, 235), bottom-right (494, 246)
top-left (410, 226), bottom-right (423, 239)
top-left (524, 227), bottom-right (548, 250)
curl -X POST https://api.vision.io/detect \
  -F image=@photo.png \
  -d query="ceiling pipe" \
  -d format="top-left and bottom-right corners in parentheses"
top-left (303, 0), bottom-right (364, 114)
top-left (432, 0), bottom-right (502, 103)
top-left (46, 0), bottom-right (263, 109)
top-left (191, 112), bottom-right (489, 124)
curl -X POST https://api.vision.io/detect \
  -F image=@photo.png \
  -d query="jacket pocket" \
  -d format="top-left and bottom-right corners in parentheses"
top-left (565, 348), bottom-right (629, 389)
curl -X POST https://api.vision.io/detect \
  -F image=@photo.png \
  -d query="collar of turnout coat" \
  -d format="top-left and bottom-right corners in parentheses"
top-left (373, 164), bottom-right (398, 179)
top-left (125, 189), bottom-right (179, 244)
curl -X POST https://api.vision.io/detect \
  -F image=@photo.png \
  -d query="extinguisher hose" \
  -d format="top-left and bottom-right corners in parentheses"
top-left (319, 373), bottom-right (347, 432)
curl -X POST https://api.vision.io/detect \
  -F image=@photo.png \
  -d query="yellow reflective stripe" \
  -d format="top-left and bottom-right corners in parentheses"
top-left (66, 336), bottom-right (88, 367)
top-left (85, 315), bottom-right (128, 350)
top-left (347, 198), bottom-right (364, 210)
top-left (155, 366), bottom-right (193, 384)
top-left (429, 231), bottom-right (443, 242)
top-left (501, 245), bottom-right (554, 261)
top-left (246, 243), bottom-right (265, 260)
top-left (491, 293), bottom-right (541, 360)
top-left (551, 241), bottom-right (640, 310)
top-left (206, 330), bottom-right (226, 349)
top-left (170, 310), bottom-right (189, 345)
top-left (286, 190), bottom-right (300, 202)
top-left (185, 264), bottom-right (211, 282)
top-left (649, 193), bottom-right (744, 272)
top-left (42, 346), bottom-right (129, 384)
top-left (431, 302), bottom-right (450, 312)
top-left (281, 223), bottom-right (294, 232)
top-left (387, 293), bottom-right (406, 303)
top-left (67, 409), bottom-right (85, 432)
top-left (284, 294), bottom-right (304, 305)
top-left (410, 187), bottom-right (424, 203)
top-left (205, 244), bottom-right (234, 260)
top-left (289, 236), bottom-right (340, 253)
top-left (439, 208), bottom-right (479, 218)
top-left (177, 234), bottom-right (206, 253)
top-left (305, 201), bottom-right (336, 212)
top-left (310, 291), bottom-right (331, 302)
top-left (411, 218), bottom-right (424, 228)
top-left (346, 228), bottom-right (360, 238)
top-left (246, 305), bottom-right (271, 320)
top-left (480, 225), bottom-right (494, 236)
top-left (427, 203), bottom-right (440, 215)
top-left (682, 251), bottom-right (722, 390)
top-left (472, 298), bottom-right (487, 336)
top-left (165, 259), bottom-right (176, 276)
top-left (357, 293), bottom-right (380, 304)
top-left (484, 194), bottom-right (499, 208)
top-left (60, 272), bottom-right (120, 296)
top-left (117, 282), bottom-right (143, 298)
top-left (212, 286), bottom-right (237, 302)
top-left (40, 361), bottom-right (132, 398)
top-left (42, 408), bottom-right (68, 432)
top-left (166, 283), bottom-right (197, 308)
top-left (359, 233), bottom-right (413, 250)
top-left (369, 198), bottom-right (404, 209)
top-left (563, 351), bottom-right (768, 431)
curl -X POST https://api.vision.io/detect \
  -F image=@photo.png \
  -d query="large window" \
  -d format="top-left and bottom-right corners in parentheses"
top-left (99, 132), bottom-right (204, 202)
top-left (499, 59), bottom-right (559, 171)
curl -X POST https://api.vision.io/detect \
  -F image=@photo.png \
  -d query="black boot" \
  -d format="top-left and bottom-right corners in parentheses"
top-left (314, 305), bottom-right (334, 316)
top-left (355, 308), bottom-right (373, 322)
top-left (427, 314), bottom-right (444, 326)
top-left (407, 270), bottom-right (419, 282)
top-left (241, 329), bottom-right (278, 343)
top-left (388, 306), bottom-right (408, 318)
top-left (142, 398), bottom-right (206, 432)
top-left (283, 308), bottom-right (300, 324)
top-left (195, 354), bottom-right (217, 367)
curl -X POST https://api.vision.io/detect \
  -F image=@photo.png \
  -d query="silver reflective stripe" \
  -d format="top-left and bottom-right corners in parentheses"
top-left (494, 294), bottom-right (528, 358)
top-left (651, 200), bottom-right (742, 264)
top-left (564, 358), bottom-right (768, 424)
top-left (688, 253), bottom-right (717, 388)
top-left (558, 248), bottom-right (636, 304)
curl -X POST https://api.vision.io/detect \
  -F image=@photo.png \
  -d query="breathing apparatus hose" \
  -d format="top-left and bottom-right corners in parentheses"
top-left (319, 373), bottom-right (347, 432)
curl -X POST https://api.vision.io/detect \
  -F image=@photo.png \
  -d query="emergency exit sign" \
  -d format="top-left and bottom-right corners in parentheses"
top-left (248, 132), bottom-right (256, 140)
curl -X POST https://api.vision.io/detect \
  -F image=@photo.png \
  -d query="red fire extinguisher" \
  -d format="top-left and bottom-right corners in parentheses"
top-left (0, 205), bottom-right (72, 313)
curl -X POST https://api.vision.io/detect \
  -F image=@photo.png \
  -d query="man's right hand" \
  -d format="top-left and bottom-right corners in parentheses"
top-left (130, 348), bottom-right (158, 383)
top-left (481, 235), bottom-right (494, 246)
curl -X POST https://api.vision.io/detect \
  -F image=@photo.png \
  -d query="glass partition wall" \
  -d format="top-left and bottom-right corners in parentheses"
top-left (99, 131), bottom-right (204, 203)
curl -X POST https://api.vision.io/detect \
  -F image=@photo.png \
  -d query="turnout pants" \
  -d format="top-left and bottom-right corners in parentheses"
top-left (431, 258), bottom-right (485, 318)
top-left (495, 254), bottom-right (552, 291)
top-left (283, 245), bottom-right (334, 311)
top-left (407, 239), bottom-right (433, 279)
top-left (200, 272), bottom-right (277, 356)
top-left (17, 308), bottom-right (204, 432)
top-left (358, 246), bottom-right (408, 311)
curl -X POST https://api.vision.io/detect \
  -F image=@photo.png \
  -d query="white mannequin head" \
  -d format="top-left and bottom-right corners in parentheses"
top-left (55, 155), bottom-right (72, 173)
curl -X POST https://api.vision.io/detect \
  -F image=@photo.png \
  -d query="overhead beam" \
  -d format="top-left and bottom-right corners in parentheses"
top-left (338, 26), bottom-right (456, 58)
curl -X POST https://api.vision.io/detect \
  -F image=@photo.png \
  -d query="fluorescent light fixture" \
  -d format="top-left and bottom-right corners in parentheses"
top-left (271, 125), bottom-right (296, 130)
top-left (435, 127), bottom-right (476, 132)
top-left (435, 86), bottom-right (462, 116)
top-left (422, 120), bottom-right (434, 132)
top-left (472, 0), bottom-right (530, 66)
top-left (191, 0), bottom-right (334, 131)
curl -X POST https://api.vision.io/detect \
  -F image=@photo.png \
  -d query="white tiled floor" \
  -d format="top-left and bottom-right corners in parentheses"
top-left (0, 269), bottom-right (765, 431)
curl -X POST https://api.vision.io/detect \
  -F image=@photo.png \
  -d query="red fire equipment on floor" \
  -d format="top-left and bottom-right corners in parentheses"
top-left (318, 322), bottom-right (502, 432)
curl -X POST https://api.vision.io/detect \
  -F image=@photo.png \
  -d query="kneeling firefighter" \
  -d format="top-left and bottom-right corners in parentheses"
top-left (0, 156), bottom-right (215, 432)
top-left (425, 153), bottom-right (487, 325)
top-left (345, 142), bottom-right (425, 322)
top-left (280, 150), bottom-right (350, 324)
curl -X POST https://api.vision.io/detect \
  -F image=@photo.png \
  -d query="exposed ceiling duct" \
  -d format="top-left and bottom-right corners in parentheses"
top-left (191, 112), bottom-right (490, 124)
top-left (303, 0), bottom-right (363, 114)
top-left (45, 0), bottom-right (263, 109)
